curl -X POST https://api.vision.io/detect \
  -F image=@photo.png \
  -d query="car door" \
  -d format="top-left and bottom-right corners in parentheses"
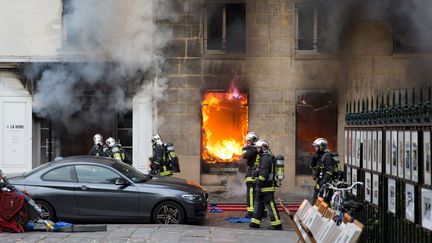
top-left (37, 165), bottom-right (79, 218)
top-left (74, 164), bottom-right (139, 218)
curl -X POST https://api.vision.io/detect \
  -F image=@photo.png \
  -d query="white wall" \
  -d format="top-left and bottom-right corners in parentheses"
top-left (0, 71), bottom-right (32, 174)
top-left (0, 0), bottom-right (62, 60)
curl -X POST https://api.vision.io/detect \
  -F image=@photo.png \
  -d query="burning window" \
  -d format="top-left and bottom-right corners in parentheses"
top-left (201, 85), bottom-right (248, 173)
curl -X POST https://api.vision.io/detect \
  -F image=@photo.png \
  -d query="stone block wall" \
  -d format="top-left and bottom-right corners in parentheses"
top-left (157, 0), bottom-right (420, 198)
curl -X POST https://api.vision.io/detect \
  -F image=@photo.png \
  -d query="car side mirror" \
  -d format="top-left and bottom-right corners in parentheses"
top-left (115, 178), bottom-right (129, 186)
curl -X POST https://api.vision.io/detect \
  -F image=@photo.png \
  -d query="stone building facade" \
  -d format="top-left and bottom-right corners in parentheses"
top-left (158, 0), bottom-right (428, 197)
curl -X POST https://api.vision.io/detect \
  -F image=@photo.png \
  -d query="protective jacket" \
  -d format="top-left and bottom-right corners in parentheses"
top-left (311, 150), bottom-right (336, 187)
top-left (110, 144), bottom-right (130, 164)
top-left (88, 144), bottom-right (107, 157)
top-left (242, 145), bottom-right (259, 183)
top-left (151, 145), bottom-right (173, 176)
top-left (255, 150), bottom-right (276, 193)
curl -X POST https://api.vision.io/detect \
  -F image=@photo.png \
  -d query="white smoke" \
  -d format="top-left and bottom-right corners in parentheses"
top-left (222, 173), bottom-right (247, 199)
top-left (26, 0), bottom-right (175, 127)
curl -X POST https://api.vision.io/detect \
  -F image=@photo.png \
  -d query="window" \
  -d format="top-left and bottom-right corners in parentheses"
top-left (75, 165), bottom-right (120, 184)
top-left (295, 2), bottom-right (334, 53)
top-left (62, 0), bottom-right (81, 46)
top-left (295, 91), bottom-right (338, 175)
top-left (393, 19), bottom-right (432, 53)
top-left (117, 112), bottom-right (133, 164)
top-left (296, 4), bottom-right (317, 51)
top-left (205, 3), bottom-right (246, 54)
top-left (42, 166), bottom-right (76, 182)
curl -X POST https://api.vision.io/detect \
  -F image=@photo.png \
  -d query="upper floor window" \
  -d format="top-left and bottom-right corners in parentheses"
top-left (62, 0), bottom-right (81, 47)
top-left (295, 2), bottom-right (336, 53)
top-left (296, 3), bottom-right (317, 52)
top-left (205, 3), bottom-right (246, 54)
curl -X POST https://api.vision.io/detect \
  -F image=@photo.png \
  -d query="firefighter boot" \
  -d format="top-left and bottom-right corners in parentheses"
top-left (268, 225), bottom-right (283, 230)
top-left (249, 222), bottom-right (260, 229)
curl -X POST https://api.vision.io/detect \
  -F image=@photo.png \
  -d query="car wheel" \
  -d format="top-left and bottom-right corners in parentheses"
top-left (35, 200), bottom-right (56, 221)
top-left (153, 201), bottom-right (185, 224)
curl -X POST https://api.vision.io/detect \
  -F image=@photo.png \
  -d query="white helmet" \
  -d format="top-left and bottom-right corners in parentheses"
top-left (93, 134), bottom-right (103, 146)
top-left (106, 137), bottom-right (116, 148)
top-left (245, 132), bottom-right (259, 144)
top-left (312, 138), bottom-right (328, 149)
top-left (255, 139), bottom-right (269, 148)
top-left (151, 134), bottom-right (163, 145)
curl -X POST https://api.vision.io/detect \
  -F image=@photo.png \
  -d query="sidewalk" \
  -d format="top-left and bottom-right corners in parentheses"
top-left (0, 224), bottom-right (297, 243)
top-left (0, 210), bottom-right (298, 243)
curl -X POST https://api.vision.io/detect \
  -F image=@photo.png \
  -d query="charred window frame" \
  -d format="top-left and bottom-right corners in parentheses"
top-left (295, 3), bottom-right (318, 52)
top-left (204, 3), bottom-right (246, 55)
top-left (62, 0), bottom-right (81, 47)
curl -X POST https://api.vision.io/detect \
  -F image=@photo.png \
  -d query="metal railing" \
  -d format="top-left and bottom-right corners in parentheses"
top-left (345, 87), bottom-right (432, 242)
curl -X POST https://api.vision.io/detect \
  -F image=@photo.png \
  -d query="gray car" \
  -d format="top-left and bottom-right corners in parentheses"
top-left (8, 156), bottom-right (208, 224)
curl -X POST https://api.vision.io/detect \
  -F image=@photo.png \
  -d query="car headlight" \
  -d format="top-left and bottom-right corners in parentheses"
top-left (181, 194), bottom-right (202, 201)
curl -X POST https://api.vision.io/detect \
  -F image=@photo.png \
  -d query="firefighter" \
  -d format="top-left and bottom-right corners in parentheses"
top-left (150, 134), bottom-right (173, 176)
top-left (310, 137), bottom-right (335, 204)
top-left (88, 134), bottom-right (109, 157)
top-left (249, 140), bottom-right (283, 230)
top-left (241, 132), bottom-right (259, 218)
top-left (106, 137), bottom-right (131, 164)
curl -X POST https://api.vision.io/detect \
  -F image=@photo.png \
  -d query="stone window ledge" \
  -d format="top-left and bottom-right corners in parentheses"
top-left (392, 53), bottom-right (432, 59)
top-left (202, 53), bottom-right (246, 60)
top-left (294, 52), bottom-right (337, 60)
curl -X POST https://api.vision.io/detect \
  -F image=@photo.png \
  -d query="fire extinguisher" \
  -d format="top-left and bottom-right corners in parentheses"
top-left (275, 155), bottom-right (285, 186)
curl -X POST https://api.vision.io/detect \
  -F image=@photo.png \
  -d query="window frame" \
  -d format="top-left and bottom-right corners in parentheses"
top-left (295, 2), bottom-right (319, 53)
top-left (204, 4), bottom-right (226, 54)
top-left (116, 111), bottom-right (133, 164)
top-left (41, 165), bottom-right (77, 182)
top-left (61, 0), bottom-right (82, 48)
top-left (203, 2), bottom-right (246, 55)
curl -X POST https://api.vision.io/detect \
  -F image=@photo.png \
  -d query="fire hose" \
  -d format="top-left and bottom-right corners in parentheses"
top-left (208, 203), bottom-right (300, 212)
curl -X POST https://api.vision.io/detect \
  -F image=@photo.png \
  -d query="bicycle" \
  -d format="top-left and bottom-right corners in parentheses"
top-left (322, 181), bottom-right (366, 225)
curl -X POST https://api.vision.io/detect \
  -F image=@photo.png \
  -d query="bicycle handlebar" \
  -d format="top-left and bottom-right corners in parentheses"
top-left (325, 181), bottom-right (367, 191)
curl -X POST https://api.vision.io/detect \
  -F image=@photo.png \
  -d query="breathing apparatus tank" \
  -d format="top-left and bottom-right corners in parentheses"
top-left (275, 155), bottom-right (285, 185)
top-left (166, 143), bottom-right (175, 157)
top-left (165, 143), bottom-right (181, 173)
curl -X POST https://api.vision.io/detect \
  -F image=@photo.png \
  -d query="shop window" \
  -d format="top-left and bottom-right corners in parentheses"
top-left (205, 3), bottom-right (246, 54)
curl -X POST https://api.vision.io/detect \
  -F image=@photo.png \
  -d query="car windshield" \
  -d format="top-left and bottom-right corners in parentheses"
top-left (112, 162), bottom-right (151, 183)
top-left (23, 162), bottom-right (53, 177)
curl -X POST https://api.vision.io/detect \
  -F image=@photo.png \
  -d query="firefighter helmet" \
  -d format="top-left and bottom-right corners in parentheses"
top-left (312, 138), bottom-right (328, 149)
top-left (106, 137), bottom-right (116, 148)
top-left (151, 134), bottom-right (163, 145)
top-left (93, 134), bottom-right (103, 146)
top-left (255, 139), bottom-right (269, 148)
top-left (245, 132), bottom-right (259, 144)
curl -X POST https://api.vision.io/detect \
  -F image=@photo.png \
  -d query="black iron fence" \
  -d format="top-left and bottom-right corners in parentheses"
top-left (344, 88), bottom-right (432, 242)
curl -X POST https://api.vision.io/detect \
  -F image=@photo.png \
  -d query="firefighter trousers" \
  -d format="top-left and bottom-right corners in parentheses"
top-left (246, 182), bottom-right (255, 213)
top-left (250, 190), bottom-right (282, 227)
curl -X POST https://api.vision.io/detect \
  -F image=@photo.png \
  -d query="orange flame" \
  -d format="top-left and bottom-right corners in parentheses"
top-left (201, 77), bottom-right (248, 163)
